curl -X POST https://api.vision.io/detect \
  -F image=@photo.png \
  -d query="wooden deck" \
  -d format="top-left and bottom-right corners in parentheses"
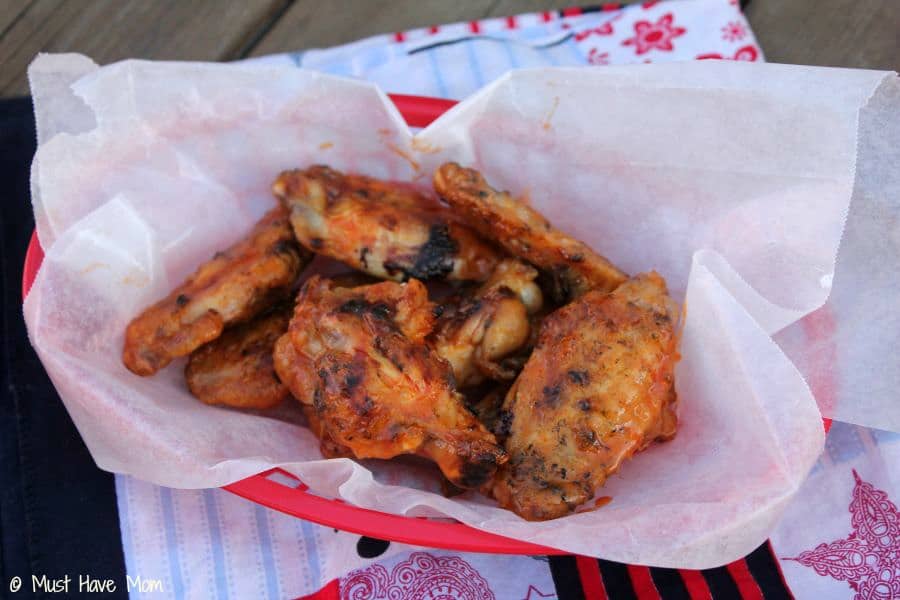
top-left (1, 0), bottom-right (897, 97)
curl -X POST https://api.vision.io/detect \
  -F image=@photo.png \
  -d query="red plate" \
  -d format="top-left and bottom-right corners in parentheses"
top-left (21, 93), bottom-right (561, 555)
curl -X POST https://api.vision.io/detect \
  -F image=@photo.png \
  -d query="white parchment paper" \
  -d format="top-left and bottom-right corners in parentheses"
top-left (24, 54), bottom-right (900, 567)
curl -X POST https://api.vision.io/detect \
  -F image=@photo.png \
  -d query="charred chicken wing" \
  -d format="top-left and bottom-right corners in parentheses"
top-left (492, 273), bottom-right (679, 520)
top-left (433, 163), bottom-right (627, 300)
top-left (275, 275), bottom-right (507, 488)
top-left (273, 166), bottom-right (501, 283)
top-left (432, 259), bottom-right (543, 387)
top-left (185, 304), bottom-right (292, 409)
top-left (123, 206), bottom-right (310, 375)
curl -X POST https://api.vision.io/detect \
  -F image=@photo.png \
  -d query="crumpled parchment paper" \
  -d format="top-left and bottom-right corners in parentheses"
top-left (24, 53), bottom-right (900, 567)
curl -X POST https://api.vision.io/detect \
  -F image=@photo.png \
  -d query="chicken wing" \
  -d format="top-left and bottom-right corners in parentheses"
top-left (123, 206), bottom-right (310, 376)
top-left (275, 275), bottom-right (507, 488)
top-left (273, 166), bottom-right (501, 283)
top-left (182, 229), bottom-right (374, 412)
top-left (432, 259), bottom-right (543, 387)
top-left (433, 163), bottom-right (627, 300)
top-left (464, 382), bottom-right (510, 436)
top-left (184, 304), bottom-right (292, 409)
top-left (492, 273), bottom-right (679, 520)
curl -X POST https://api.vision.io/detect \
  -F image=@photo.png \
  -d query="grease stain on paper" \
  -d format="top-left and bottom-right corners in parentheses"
top-left (80, 262), bottom-right (110, 275)
top-left (542, 96), bottom-right (560, 131)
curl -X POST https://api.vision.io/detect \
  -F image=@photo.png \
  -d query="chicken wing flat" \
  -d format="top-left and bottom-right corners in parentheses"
top-left (432, 259), bottom-right (543, 387)
top-left (123, 206), bottom-right (310, 375)
top-left (492, 273), bottom-right (679, 520)
top-left (433, 163), bottom-right (627, 300)
top-left (273, 166), bottom-right (501, 283)
top-left (275, 275), bottom-right (507, 488)
top-left (185, 304), bottom-right (292, 409)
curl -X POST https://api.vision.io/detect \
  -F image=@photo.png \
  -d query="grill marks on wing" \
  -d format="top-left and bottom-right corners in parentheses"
top-left (384, 223), bottom-right (459, 281)
top-left (273, 166), bottom-right (501, 284)
top-left (280, 276), bottom-right (506, 488)
top-left (122, 206), bottom-right (310, 376)
top-left (433, 162), bottom-right (628, 301)
top-left (491, 273), bottom-right (680, 520)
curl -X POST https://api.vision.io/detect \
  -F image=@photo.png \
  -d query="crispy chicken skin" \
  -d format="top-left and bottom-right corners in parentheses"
top-left (272, 318), bottom-right (354, 459)
top-left (433, 163), bottom-right (627, 300)
top-left (185, 305), bottom-right (292, 409)
top-left (492, 273), bottom-right (679, 520)
top-left (465, 383), bottom-right (510, 436)
top-left (432, 259), bottom-right (543, 387)
top-left (123, 207), bottom-right (310, 376)
top-left (273, 166), bottom-right (501, 283)
top-left (275, 275), bottom-right (507, 488)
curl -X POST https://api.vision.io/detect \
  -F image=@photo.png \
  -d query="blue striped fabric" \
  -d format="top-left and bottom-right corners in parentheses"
top-left (201, 491), bottom-right (230, 600)
top-left (253, 506), bottom-right (280, 600)
top-left (158, 488), bottom-right (186, 599)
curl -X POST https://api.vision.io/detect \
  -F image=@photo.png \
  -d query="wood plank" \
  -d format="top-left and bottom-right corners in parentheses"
top-left (745, 0), bottom-right (900, 71)
top-left (488, 0), bottom-right (637, 17)
top-left (0, 0), bottom-right (291, 97)
top-left (248, 0), bottom-right (499, 58)
top-left (0, 1), bottom-right (32, 38)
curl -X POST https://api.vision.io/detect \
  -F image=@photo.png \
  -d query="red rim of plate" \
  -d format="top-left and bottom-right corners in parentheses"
top-left (20, 92), bottom-right (562, 555)
top-left (20, 92), bottom-right (832, 555)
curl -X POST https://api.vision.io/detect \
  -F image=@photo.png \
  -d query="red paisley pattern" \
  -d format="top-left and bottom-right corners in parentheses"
top-left (341, 552), bottom-right (495, 600)
top-left (786, 470), bottom-right (900, 600)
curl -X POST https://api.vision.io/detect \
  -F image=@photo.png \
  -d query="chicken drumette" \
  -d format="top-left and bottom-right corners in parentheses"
top-left (123, 206), bottom-right (311, 375)
top-left (273, 275), bottom-right (507, 488)
top-left (273, 166), bottom-right (501, 283)
top-left (432, 259), bottom-right (543, 388)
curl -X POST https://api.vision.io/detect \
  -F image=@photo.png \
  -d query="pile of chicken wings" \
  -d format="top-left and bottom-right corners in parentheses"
top-left (123, 163), bottom-right (680, 521)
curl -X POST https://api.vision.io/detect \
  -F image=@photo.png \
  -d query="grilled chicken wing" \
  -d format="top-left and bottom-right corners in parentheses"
top-left (492, 273), bottom-right (679, 520)
top-left (274, 275), bottom-right (507, 488)
top-left (464, 383), bottom-right (510, 436)
top-left (432, 259), bottom-right (543, 387)
top-left (123, 206), bottom-right (310, 376)
top-left (185, 304), bottom-right (292, 409)
top-left (273, 166), bottom-right (501, 283)
top-left (433, 163), bottom-right (627, 300)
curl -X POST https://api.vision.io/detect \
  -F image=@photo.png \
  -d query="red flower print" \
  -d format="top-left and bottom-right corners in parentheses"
top-left (587, 48), bottom-right (609, 65)
top-left (784, 470), bottom-right (900, 600)
top-left (573, 20), bottom-right (615, 42)
top-left (733, 44), bottom-right (758, 61)
top-left (642, 0), bottom-right (660, 8)
top-left (695, 45), bottom-right (759, 62)
top-left (622, 13), bottom-right (686, 55)
top-left (721, 20), bottom-right (747, 42)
